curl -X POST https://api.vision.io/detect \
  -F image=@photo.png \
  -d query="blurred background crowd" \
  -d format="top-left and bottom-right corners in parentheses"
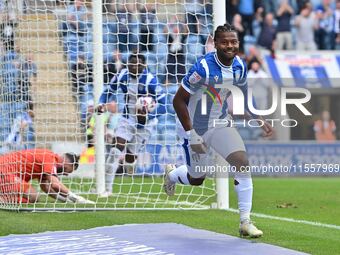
top-left (0, 0), bottom-right (339, 155)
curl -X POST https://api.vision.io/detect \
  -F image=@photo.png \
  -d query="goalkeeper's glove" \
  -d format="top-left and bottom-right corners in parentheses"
top-left (67, 191), bottom-right (95, 204)
top-left (186, 129), bottom-right (207, 154)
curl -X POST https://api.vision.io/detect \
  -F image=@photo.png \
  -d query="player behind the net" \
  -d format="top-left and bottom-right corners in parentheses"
top-left (164, 22), bottom-right (274, 238)
top-left (0, 148), bottom-right (94, 204)
top-left (96, 51), bottom-right (166, 197)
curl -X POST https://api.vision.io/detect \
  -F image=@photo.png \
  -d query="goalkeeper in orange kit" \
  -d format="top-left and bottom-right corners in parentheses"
top-left (0, 148), bottom-right (94, 204)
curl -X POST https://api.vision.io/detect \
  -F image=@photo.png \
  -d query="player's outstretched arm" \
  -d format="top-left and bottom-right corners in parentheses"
top-left (40, 175), bottom-right (68, 197)
top-left (40, 175), bottom-right (94, 204)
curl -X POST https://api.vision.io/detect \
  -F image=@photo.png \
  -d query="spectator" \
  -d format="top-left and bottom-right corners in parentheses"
top-left (70, 55), bottom-right (92, 125)
top-left (104, 49), bottom-right (121, 85)
top-left (139, 3), bottom-right (157, 52)
top-left (103, 0), bottom-right (115, 14)
top-left (0, 41), bottom-right (4, 56)
top-left (313, 110), bottom-right (337, 142)
top-left (165, 19), bottom-right (188, 84)
top-left (184, 0), bottom-right (204, 34)
top-left (17, 54), bottom-right (37, 104)
top-left (246, 45), bottom-right (264, 70)
top-left (335, 0), bottom-right (340, 49)
top-left (253, 5), bottom-right (265, 40)
top-left (276, 0), bottom-right (294, 50)
top-left (296, 0), bottom-right (311, 14)
top-left (2, 48), bottom-right (20, 100)
top-left (263, 0), bottom-right (279, 14)
top-left (257, 13), bottom-right (276, 50)
top-left (315, 0), bottom-right (335, 49)
top-left (226, 0), bottom-right (239, 24)
top-left (295, 3), bottom-right (318, 50)
top-left (116, 3), bottom-right (133, 53)
top-left (238, 0), bottom-right (255, 35)
top-left (0, 1), bottom-right (18, 52)
top-left (66, 0), bottom-right (88, 37)
top-left (232, 14), bottom-right (245, 53)
top-left (71, 55), bottom-right (91, 96)
top-left (247, 61), bottom-right (270, 110)
top-left (4, 102), bottom-right (35, 151)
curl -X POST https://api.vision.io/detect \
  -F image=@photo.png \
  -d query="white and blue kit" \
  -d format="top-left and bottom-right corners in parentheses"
top-left (179, 52), bottom-right (254, 177)
top-left (99, 68), bottom-right (166, 154)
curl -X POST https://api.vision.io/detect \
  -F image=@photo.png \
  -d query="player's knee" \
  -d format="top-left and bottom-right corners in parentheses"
top-left (237, 157), bottom-right (249, 169)
top-left (188, 175), bottom-right (205, 186)
top-left (226, 151), bottom-right (249, 170)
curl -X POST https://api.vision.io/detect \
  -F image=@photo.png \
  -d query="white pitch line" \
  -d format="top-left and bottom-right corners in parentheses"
top-left (113, 194), bottom-right (340, 230)
top-left (99, 192), bottom-right (340, 230)
top-left (227, 208), bottom-right (340, 231)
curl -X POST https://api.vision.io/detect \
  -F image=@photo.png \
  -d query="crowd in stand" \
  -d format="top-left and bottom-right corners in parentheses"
top-left (0, 0), bottom-right (37, 152)
top-left (228, 0), bottom-right (340, 52)
top-left (59, 0), bottom-right (340, 143)
top-left (1, 0), bottom-right (339, 153)
top-left (60, 0), bottom-right (214, 143)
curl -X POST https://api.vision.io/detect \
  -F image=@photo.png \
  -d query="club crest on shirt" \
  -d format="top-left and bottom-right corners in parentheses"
top-left (189, 71), bottom-right (202, 84)
top-left (214, 75), bottom-right (219, 82)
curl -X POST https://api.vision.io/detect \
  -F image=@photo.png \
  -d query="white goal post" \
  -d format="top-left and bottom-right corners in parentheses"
top-left (0, 0), bottom-right (229, 211)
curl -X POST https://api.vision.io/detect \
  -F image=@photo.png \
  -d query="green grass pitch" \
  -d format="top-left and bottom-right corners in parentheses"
top-left (1, 177), bottom-right (340, 255)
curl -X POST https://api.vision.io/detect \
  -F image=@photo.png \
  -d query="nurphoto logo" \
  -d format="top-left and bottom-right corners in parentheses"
top-left (201, 83), bottom-right (312, 128)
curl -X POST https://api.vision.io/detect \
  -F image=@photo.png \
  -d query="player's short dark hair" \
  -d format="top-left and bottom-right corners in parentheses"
top-left (128, 51), bottom-right (146, 64)
top-left (65, 153), bottom-right (80, 170)
top-left (214, 22), bottom-right (237, 41)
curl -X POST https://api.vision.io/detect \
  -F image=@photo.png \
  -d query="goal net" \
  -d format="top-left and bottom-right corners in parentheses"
top-left (0, 0), bottom-right (225, 211)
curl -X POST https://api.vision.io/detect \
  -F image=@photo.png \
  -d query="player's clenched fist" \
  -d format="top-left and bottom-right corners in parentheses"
top-left (186, 129), bottom-right (207, 154)
top-left (67, 191), bottom-right (95, 204)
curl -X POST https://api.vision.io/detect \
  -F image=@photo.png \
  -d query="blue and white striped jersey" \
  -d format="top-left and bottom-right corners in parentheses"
top-left (181, 52), bottom-right (251, 135)
top-left (99, 68), bottom-right (166, 124)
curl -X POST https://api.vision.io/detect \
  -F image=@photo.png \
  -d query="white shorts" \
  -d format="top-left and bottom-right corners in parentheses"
top-left (181, 127), bottom-right (246, 178)
top-left (115, 116), bottom-right (157, 154)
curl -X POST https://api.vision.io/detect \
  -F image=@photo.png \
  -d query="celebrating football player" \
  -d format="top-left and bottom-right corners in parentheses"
top-left (96, 52), bottom-right (166, 196)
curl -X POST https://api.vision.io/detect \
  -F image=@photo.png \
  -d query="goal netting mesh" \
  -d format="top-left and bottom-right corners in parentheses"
top-left (0, 0), bottom-right (220, 211)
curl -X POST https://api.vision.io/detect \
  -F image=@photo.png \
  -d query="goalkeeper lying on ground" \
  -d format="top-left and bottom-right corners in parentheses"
top-left (0, 148), bottom-right (94, 204)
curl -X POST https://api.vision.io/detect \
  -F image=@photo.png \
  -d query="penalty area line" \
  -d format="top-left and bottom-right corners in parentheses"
top-left (227, 208), bottom-right (340, 230)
